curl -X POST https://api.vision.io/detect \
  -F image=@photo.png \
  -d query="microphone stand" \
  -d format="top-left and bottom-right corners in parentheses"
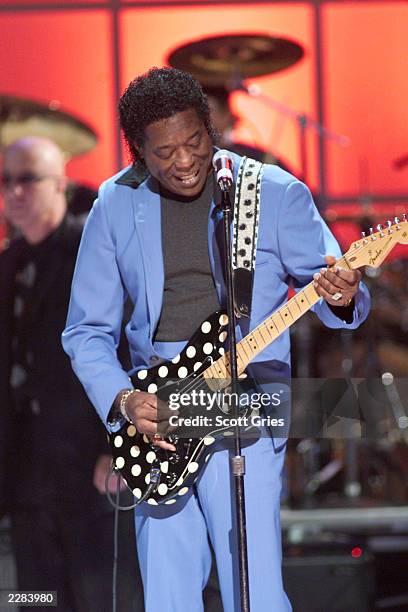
top-left (218, 179), bottom-right (251, 612)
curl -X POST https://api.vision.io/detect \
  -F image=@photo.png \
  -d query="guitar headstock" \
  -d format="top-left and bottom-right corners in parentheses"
top-left (344, 216), bottom-right (408, 269)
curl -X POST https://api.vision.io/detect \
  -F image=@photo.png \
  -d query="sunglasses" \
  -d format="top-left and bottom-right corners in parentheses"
top-left (0, 173), bottom-right (57, 190)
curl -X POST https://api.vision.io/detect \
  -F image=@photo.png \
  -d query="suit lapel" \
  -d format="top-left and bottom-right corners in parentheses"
top-left (131, 176), bottom-right (164, 335)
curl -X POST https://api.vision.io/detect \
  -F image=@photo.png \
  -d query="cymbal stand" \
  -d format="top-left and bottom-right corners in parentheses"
top-left (339, 329), bottom-right (362, 499)
top-left (231, 81), bottom-right (350, 184)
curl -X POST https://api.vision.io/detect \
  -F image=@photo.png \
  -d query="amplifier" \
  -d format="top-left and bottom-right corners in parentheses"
top-left (283, 547), bottom-right (375, 612)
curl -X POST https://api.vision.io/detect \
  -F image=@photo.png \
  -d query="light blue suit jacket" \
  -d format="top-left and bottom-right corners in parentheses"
top-left (62, 152), bottom-right (370, 428)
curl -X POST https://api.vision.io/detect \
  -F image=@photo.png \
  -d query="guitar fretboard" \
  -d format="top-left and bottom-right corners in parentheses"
top-left (204, 256), bottom-right (350, 389)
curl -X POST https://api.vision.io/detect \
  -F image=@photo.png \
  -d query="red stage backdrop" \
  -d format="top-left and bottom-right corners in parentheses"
top-left (1, 0), bottom-right (407, 246)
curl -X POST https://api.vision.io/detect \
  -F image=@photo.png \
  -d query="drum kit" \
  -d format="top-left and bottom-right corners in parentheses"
top-left (1, 32), bottom-right (406, 507)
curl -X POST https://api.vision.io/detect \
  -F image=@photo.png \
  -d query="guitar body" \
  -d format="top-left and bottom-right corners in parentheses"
top-left (109, 310), bottom-right (231, 506)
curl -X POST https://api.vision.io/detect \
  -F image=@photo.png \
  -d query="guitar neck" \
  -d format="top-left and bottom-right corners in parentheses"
top-left (204, 256), bottom-right (349, 386)
top-left (236, 281), bottom-right (320, 370)
top-left (203, 215), bottom-right (408, 387)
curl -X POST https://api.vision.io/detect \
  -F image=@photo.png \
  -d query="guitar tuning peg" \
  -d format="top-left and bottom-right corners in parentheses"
top-left (386, 220), bottom-right (393, 233)
top-left (376, 224), bottom-right (385, 237)
top-left (394, 216), bottom-right (400, 224)
top-left (369, 227), bottom-right (376, 240)
top-left (361, 231), bottom-right (368, 244)
top-left (403, 213), bottom-right (407, 221)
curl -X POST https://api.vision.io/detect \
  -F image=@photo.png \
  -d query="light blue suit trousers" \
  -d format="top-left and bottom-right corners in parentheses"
top-left (136, 436), bottom-right (290, 612)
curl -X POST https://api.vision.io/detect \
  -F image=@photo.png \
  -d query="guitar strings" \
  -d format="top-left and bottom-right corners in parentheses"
top-left (156, 227), bottom-right (400, 435)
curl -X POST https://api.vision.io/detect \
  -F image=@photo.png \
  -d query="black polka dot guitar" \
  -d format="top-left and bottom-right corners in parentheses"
top-left (109, 218), bottom-right (408, 505)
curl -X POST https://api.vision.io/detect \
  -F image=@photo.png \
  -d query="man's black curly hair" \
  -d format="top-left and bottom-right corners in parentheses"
top-left (119, 67), bottom-right (217, 166)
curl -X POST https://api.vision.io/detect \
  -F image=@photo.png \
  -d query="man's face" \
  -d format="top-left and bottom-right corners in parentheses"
top-left (1, 145), bottom-right (63, 234)
top-left (138, 108), bottom-right (213, 198)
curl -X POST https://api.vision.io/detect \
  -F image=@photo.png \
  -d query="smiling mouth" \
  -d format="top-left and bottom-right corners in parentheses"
top-left (175, 169), bottom-right (200, 187)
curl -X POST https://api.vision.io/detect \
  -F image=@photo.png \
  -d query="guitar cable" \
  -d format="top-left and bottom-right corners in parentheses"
top-left (104, 463), bottom-right (161, 510)
top-left (105, 462), bottom-right (161, 612)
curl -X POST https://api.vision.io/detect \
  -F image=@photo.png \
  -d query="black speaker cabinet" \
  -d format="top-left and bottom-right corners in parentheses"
top-left (283, 550), bottom-right (375, 612)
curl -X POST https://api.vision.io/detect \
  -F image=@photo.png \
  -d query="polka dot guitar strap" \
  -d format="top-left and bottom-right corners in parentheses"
top-left (232, 156), bottom-right (263, 318)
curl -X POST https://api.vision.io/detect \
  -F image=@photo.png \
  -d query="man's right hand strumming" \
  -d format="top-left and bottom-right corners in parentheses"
top-left (114, 389), bottom-right (176, 452)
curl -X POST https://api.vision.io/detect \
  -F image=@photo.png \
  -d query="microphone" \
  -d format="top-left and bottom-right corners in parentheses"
top-left (212, 150), bottom-right (234, 191)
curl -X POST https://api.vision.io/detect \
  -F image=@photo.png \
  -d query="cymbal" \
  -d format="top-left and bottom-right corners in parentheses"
top-left (0, 95), bottom-right (97, 157)
top-left (167, 33), bottom-right (304, 86)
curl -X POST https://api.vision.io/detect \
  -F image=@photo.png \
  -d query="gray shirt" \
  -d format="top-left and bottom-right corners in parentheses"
top-left (154, 173), bottom-right (220, 342)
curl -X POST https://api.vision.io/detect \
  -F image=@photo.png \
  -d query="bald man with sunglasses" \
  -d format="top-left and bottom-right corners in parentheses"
top-left (0, 137), bottom-right (142, 612)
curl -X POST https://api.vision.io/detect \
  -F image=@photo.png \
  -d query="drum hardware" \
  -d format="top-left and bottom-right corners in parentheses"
top-left (381, 372), bottom-right (408, 439)
top-left (235, 81), bottom-right (350, 184)
top-left (0, 94), bottom-right (97, 157)
top-left (295, 438), bottom-right (321, 504)
top-left (304, 455), bottom-right (343, 496)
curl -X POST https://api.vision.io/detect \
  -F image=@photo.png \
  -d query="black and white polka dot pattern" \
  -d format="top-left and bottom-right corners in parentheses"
top-left (232, 157), bottom-right (263, 301)
top-left (128, 312), bottom-right (230, 391)
top-left (109, 310), bottom-right (234, 504)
